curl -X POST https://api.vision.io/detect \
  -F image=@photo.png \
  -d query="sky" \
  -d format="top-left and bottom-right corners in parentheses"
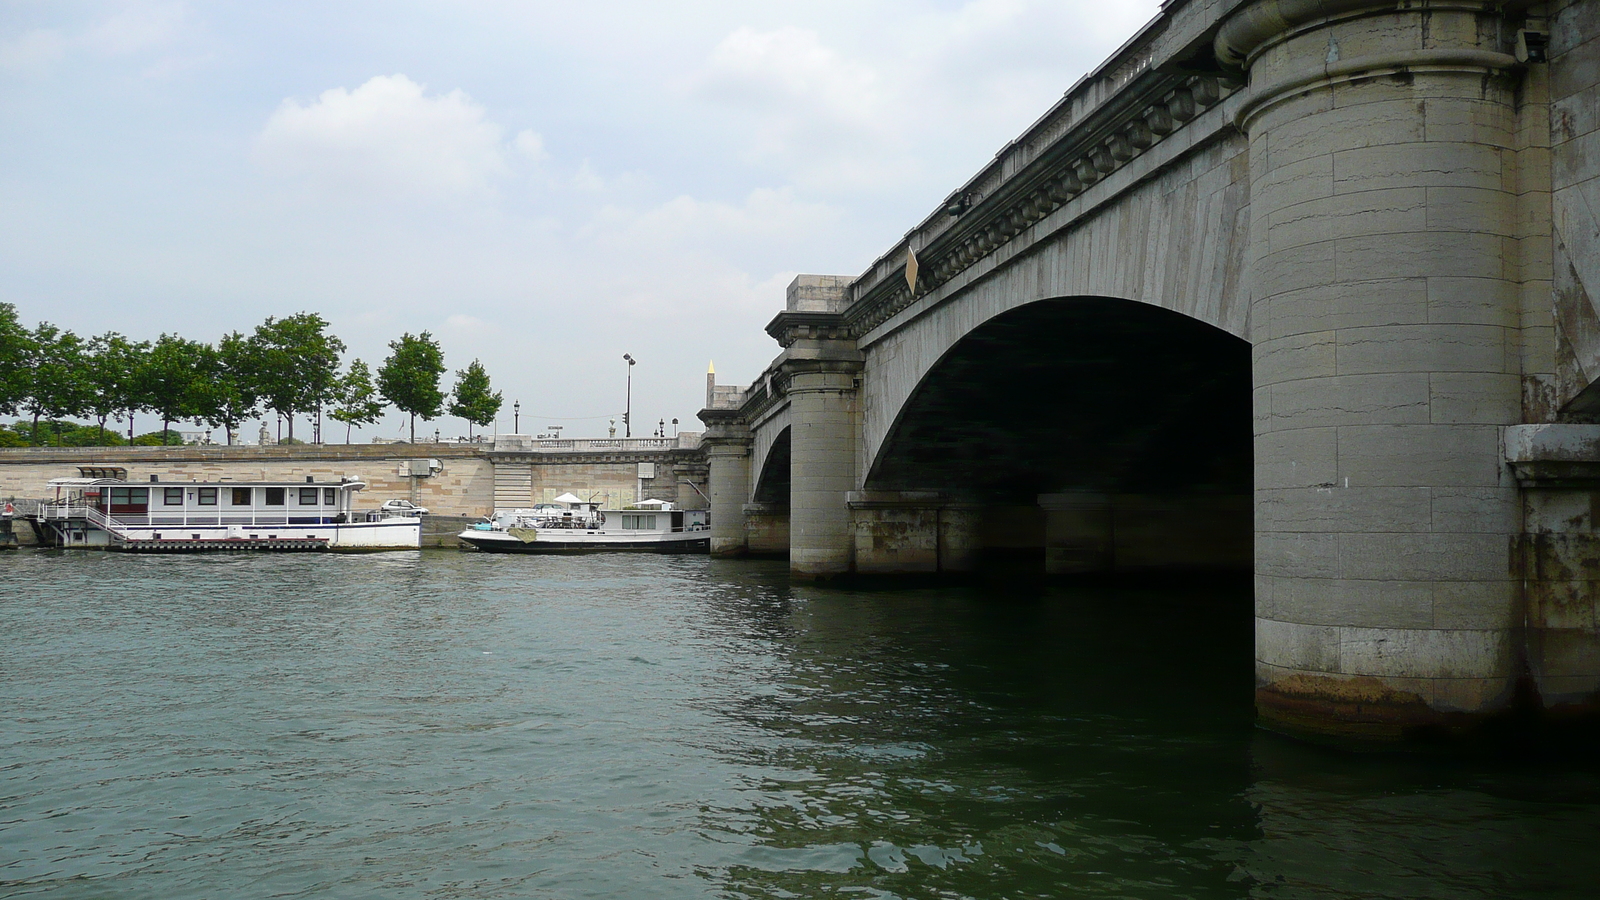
top-left (1, 0), bottom-right (1160, 442)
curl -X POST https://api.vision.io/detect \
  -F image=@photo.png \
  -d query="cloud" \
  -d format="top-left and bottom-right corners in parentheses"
top-left (1, 3), bottom-right (184, 72)
top-left (83, 3), bottom-right (184, 56)
top-left (254, 75), bottom-right (515, 200)
top-left (513, 129), bottom-right (547, 162)
top-left (694, 26), bottom-right (903, 190)
top-left (0, 29), bottom-right (68, 70)
top-left (690, 0), bottom-right (1162, 192)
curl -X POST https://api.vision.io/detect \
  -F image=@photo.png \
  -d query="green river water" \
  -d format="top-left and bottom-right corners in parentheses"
top-left (2, 550), bottom-right (1597, 898)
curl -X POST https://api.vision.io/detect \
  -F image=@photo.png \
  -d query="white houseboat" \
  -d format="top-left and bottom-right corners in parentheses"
top-left (28, 468), bottom-right (421, 552)
top-left (457, 494), bottom-right (708, 554)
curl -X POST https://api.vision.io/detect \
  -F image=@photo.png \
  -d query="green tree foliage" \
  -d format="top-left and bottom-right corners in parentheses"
top-left (448, 359), bottom-right (502, 440)
top-left (83, 333), bottom-right (142, 446)
top-left (191, 332), bottom-right (260, 445)
top-left (137, 334), bottom-right (207, 445)
top-left (248, 313), bottom-right (345, 444)
top-left (0, 420), bottom-right (130, 448)
top-left (330, 359), bottom-right (386, 443)
top-left (20, 323), bottom-right (91, 445)
top-left (377, 332), bottom-right (445, 442)
top-left (132, 429), bottom-right (186, 446)
top-left (0, 303), bottom-right (29, 416)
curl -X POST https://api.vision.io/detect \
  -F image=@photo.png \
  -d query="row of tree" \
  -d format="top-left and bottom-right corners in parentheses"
top-left (0, 303), bottom-right (504, 446)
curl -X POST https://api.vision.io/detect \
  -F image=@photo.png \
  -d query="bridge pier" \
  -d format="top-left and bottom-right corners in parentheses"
top-left (1224, 1), bottom-right (1537, 738)
top-left (848, 492), bottom-right (981, 575)
top-left (787, 359), bottom-right (862, 577)
top-left (700, 411), bottom-right (752, 558)
top-left (742, 502), bottom-right (790, 556)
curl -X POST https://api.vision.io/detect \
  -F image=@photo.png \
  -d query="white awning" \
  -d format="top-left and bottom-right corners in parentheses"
top-left (553, 492), bottom-right (584, 504)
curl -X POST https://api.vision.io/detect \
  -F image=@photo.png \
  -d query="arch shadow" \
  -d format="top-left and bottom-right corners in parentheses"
top-left (865, 296), bottom-right (1252, 575)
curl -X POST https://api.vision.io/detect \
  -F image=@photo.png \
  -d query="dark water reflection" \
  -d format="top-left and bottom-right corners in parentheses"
top-left (2, 551), bottom-right (1595, 898)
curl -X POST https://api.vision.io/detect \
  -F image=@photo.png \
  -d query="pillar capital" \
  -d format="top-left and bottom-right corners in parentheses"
top-left (1218, 0), bottom-right (1517, 132)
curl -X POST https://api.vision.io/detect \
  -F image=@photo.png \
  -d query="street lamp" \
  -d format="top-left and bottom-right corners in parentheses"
top-left (513, 400), bottom-right (520, 434)
top-left (672, 418), bottom-right (679, 437)
top-left (622, 353), bottom-right (636, 437)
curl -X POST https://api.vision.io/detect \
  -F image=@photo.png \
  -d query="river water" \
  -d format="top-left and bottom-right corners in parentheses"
top-left (3, 550), bottom-right (1598, 898)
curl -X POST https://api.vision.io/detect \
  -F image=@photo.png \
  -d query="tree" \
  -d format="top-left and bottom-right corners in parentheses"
top-left (377, 331), bottom-right (445, 442)
top-left (83, 332), bottom-right (141, 446)
top-left (0, 303), bottom-right (28, 416)
top-left (330, 359), bottom-right (386, 443)
top-left (136, 334), bottom-right (206, 445)
top-left (448, 359), bottom-right (502, 441)
top-left (19, 322), bottom-right (90, 445)
top-left (117, 338), bottom-right (153, 444)
top-left (247, 313), bottom-right (345, 444)
top-left (191, 332), bottom-right (259, 445)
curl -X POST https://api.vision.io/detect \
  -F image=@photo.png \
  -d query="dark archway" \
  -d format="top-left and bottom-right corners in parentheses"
top-left (753, 427), bottom-right (791, 505)
top-left (866, 297), bottom-right (1251, 573)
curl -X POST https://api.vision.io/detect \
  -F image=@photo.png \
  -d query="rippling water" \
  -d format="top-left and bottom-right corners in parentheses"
top-left (3, 551), bottom-right (1598, 898)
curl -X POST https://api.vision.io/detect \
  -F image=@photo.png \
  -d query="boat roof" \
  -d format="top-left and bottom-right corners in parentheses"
top-left (51, 476), bottom-right (367, 489)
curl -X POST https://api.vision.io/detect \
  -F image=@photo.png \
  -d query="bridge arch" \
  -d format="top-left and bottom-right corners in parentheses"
top-left (751, 426), bottom-right (790, 504)
top-left (863, 295), bottom-right (1252, 573)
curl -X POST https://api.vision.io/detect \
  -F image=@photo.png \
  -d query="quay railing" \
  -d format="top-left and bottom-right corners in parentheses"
top-left (490, 436), bottom-right (696, 452)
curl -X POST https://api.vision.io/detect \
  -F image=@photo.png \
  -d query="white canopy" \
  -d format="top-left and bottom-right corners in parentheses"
top-left (633, 498), bottom-right (669, 507)
top-left (552, 493), bottom-right (585, 504)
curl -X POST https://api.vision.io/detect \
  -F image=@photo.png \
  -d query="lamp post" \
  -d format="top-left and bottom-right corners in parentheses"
top-left (513, 400), bottom-right (520, 434)
top-left (622, 353), bottom-right (636, 437)
top-left (672, 418), bottom-right (678, 437)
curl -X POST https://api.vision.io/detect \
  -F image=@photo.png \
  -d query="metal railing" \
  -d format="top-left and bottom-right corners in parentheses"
top-left (492, 436), bottom-right (686, 452)
top-left (34, 500), bottom-right (361, 531)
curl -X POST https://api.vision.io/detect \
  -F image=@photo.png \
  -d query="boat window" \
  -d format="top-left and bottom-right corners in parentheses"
top-left (231, 487), bottom-right (252, 506)
top-left (108, 487), bottom-right (148, 509)
top-left (323, 488), bottom-right (337, 505)
top-left (198, 488), bottom-right (217, 506)
top-left (299, 487), bottom-right (319, 505)
top-left (264, 488), bottom-right (285, 506)
top-left (623, 514), bottom-right (657, 529)
top-left (163, 487), bottom-right (184, 506)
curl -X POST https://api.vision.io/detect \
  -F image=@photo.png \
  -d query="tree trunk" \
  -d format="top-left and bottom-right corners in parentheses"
top-left (97, 416), bottom-right (107, 446)
top-left (409, 413), bottom-right (416, 443)
top-left (286, 412), bottom-right (294, 443)
top-left (346, 421), bottom-right (353, 444)
top-left (162, 418), bottom-right (171, 445)
top-left (31, 411), bottom-right (40, 446)
top-left (128, 414), bottom-right (135, 444)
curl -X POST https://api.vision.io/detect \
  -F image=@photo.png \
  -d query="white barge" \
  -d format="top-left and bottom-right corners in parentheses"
top-left (457, 495), bottom-right (708, 554)
top-left (28, 468), bottom-right (420, 552)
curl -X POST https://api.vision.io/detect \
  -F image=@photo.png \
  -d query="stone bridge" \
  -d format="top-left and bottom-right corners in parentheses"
top-left (700, 0), bottom-right (1600, 741)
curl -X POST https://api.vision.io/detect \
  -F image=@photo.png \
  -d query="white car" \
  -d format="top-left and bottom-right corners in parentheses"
top-left (380, 499), bottom-right (429, 517)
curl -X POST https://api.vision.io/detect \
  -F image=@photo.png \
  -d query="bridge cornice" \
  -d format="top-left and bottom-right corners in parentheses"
top-left (839, 2), bottom-right (1246, 338)
top-left (1215, 0), bottom-right (1504, 68)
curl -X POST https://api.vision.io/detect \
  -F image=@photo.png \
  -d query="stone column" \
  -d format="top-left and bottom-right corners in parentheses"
top-left (699, 410), bottom-right (752, 558)
top-left (1221, 2), bottom-right (1532, 738)
top-left (787, 357), bottom-right (862, 577)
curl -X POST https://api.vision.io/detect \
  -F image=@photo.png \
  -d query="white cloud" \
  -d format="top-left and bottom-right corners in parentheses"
top-left (513, 129), bottom-right (547, 162)
top-left (1, 3), bottom-right (184, 71)
top-left (83, 3), bottom-right (184, 56)
top-left (0, 29), bottom-right (67, 70)
top-left (254, 75), bottom-right (515, 200)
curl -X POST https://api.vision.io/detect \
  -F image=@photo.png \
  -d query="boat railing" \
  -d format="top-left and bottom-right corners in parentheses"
top-left (36, 499), bottom-right (367, 530)
top-left (81, 505), bottom-right (131, 542)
